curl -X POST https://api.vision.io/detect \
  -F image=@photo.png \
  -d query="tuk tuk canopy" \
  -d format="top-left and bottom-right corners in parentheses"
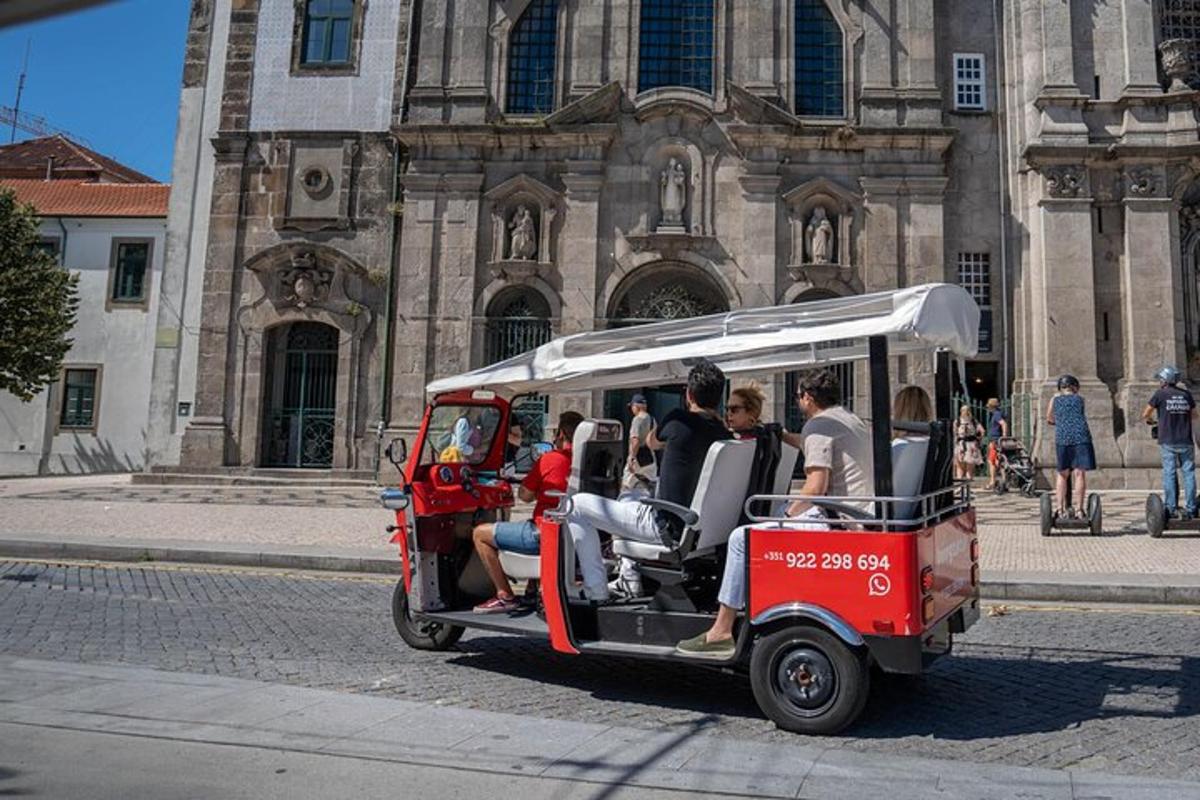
top-left (426, 283), bottom-right (979, 397)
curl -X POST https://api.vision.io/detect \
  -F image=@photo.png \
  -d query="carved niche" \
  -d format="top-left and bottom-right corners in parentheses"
top-left (484, 174), bottom-right (560, 280)
top-left (781, 178), bottom-right (861, 281)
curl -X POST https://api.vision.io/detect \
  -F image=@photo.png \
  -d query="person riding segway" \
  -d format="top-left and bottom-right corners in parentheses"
top-left (1143, 366), bottom-right (1199, 537)
top-left (1039, 374), bottom-right (1102, 536)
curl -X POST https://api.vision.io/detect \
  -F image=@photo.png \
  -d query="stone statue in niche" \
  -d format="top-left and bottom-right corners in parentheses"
top-left (508, 205), bottom-right (537, 260)
top-left (659, 158), bottom-right (687, 229)
top-left (806, 207), bottom-right (835, 264)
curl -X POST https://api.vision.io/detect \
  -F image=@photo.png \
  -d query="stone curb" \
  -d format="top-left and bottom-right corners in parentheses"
top-left (4, 538), bottom-right (1200, 604)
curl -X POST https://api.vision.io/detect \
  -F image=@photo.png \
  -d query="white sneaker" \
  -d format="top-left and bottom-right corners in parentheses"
top-left (607, 576), bottom-right (643, 599)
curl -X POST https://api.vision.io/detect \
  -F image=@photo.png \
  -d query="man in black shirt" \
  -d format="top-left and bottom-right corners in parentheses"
top-left (565, 360), bottom-right (731, 599)
top-left (1143, 366), bottom-right (1198, 518)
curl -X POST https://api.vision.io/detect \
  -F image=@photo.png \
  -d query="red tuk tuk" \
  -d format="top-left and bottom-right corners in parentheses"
top-left (380, 283), bottom-right (982, 734)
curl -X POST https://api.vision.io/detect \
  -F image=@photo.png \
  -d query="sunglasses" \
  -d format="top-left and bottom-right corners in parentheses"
top-left (725, 405), bottom-right (747, 413)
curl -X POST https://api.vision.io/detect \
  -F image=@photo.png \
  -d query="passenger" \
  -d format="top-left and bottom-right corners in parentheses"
top-left (621, 393), bottom-right (657, 496)
top-left (726, 383), bottom-right (765, 439)
top-left (1143, 366), bottom-right (1197, 520)
top-left (471, 411), bottom-right (584, 613)
top-left (891, 385), bottom-right (933, 521)
top-left (1046, 374), bottom-right (1095, 518)
top-left (677, 369), bottom-right (873, 658)
top-left (566, 360), bottom-right (732, 601)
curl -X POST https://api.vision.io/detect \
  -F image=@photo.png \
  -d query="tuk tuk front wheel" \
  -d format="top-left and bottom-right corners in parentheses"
top-left (749, 626), bottom-right (869, 736)
top-left (392, 581), bottom-right (464, 650)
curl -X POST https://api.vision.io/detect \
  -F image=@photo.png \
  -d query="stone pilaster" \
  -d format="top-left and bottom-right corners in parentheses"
top-left (435, 172), bottom-right (486, 377)
top-left (447, 1), bottom-right (489, 122)
top-left (218, 0), bottom-right (259, 132)
top-left (567, 2), bottom-right (605, 100)
top-left (1034, 0), bottom-right (1090, 144)
top-left (1031, 166), bottom-right (1121, 469)
top-left (860, 0), bottom-right (898, 127)
top-left (904, 177), bottom-right (949, 392)
top-left (1117, 165), bottom-right (1185, 466)
top-left (897, 0), bottom-right (941, 126)
top-left (407, 0), bottom-right (448, 123)
top-left (559, 167), bottom-right (605, 418)
top-left (739, 172), bottom-right (784, 419)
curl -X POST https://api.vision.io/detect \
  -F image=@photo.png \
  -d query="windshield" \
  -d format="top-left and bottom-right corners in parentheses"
top-left (424, 405), bottom-right (502, 465)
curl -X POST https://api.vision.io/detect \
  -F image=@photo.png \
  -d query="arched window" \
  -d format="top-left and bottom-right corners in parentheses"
top-left (1160, 0), bottom-right (1200, 39)
top-left (506, 0), bottom-right (560, 114)
top-left (485, 290), bottom-right (552, 364)
top-left (638, 0), bottom-right (715, 94)
top-left (794, 0), bottom-right (844, 117)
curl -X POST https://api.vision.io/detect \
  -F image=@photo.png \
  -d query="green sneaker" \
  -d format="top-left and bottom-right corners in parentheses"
top-left (676, 633), bottom-right (735, 660)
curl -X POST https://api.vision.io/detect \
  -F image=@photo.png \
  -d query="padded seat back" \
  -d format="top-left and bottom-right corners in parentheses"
top-left (691, 440), bottom-right (757, 551)
top-left (920, 420), bottom-right (955, 513)
top-left (569, 419), bottom-right (623, 499)
top-left (767, 442), bottom-right (801, 517)
top-left (891, 437), bottom-right (929, 521)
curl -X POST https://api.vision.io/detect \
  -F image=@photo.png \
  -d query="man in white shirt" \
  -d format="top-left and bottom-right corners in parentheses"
top-left (676, 368), bottom-right (873, 659)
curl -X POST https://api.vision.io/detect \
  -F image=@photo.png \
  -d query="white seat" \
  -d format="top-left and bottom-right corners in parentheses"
top-left (497, 419), bottom-right (616, 582)
top-left (766, 442), bottom-right (800, 517)
top-left (891, 436), bottom-right (929, 521)
top-left (612, 439), bottom-right (756, 563)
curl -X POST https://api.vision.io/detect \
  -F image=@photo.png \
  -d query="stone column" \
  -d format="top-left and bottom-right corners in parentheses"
top-left (898, 0), bottom-right (941, 126)
top-left (559, 166), bottom-right (605, 417)
top-left (567, 2), bottom-right (604, 100)
top-left (903, 177), bottom-right (949, 392)
top-left (1032, 166), bottom-right (1121, 471)
top-left (859, 0), bottom-right (898, 127)
top-left (738, 172), bottom-right (782, 418)
top-left (406, 0), bottom-right (448, 123)
top-left (387, 173), bottom-right (441, 437)
top-left (1119, 0), bottom-right (1162, 96)
top-left (435, 173), bottom-right (486, 376)
top-left (1034, 0), bottom-right (1090, 144)
top-left (448, 1), bottom-right (489, 122)
top-left (179, 0), bottom-right (259, 468)
top-left (1117, 165), bottom-right (1184, 467)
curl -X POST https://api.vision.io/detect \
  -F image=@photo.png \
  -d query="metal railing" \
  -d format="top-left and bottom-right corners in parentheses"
top-left (744, 484), bottom-right (973, 531)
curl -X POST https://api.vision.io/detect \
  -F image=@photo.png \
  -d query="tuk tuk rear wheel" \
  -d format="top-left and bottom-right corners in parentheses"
top-left (749, 626), bottom-right (869, 736)
top-left (392, 581), bottom-right (464, 650)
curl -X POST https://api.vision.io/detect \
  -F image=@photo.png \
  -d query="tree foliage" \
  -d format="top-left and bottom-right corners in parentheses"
top-left (0, 188), bottom-right (80, 401)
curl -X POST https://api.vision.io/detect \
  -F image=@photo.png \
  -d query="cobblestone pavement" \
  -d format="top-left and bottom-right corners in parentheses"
top-left (2, 560), bottom-right (1198, 781)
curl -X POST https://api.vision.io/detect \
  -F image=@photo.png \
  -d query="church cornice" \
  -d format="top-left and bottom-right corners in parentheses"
top-left (392, 125), bottom-right (618, 150)
top-left (726, 126), bottom-right (955, 155)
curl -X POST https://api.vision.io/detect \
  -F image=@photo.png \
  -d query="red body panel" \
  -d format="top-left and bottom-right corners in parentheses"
top-left (389, 509), bottom-right (412, 594)
top-left (747, 510), bottom-right (977, 637)
top-left (539, 520), bottom-right (577, 654)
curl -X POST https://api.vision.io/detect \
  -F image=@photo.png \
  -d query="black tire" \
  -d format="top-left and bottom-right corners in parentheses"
top-left (1039, 492), bottom-right (1053, 537)
top-left (392, 581), bottom-right (464, 650)
top-left (1087, 493), bottom-right (1102, 536)
top-left (749, 626), bottom-right (869, 736)
top-left (1146, 494), bottom-right (1166, 539)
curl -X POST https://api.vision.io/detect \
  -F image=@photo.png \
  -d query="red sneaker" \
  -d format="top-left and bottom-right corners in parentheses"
top-left (473, 595), bottom-right (518, 614)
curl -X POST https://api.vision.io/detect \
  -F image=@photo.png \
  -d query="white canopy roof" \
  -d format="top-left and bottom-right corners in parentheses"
top-left (427, 283), bottom-right (979, 396)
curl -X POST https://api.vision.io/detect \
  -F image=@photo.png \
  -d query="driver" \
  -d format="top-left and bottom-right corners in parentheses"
top-left (566, 360), bottom-right (731, 601)
top-left (471, 411), bottom-right (584, 613)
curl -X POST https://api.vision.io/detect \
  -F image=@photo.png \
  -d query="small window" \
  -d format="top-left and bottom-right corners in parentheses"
top-left (300, 0), bottom-right (355, 66)
top-left (958, 252), bottom-right (993, 354)
top-left (953, 53), bottom-right (986, 111)
top-left (638, 0), bottom-right (715, 94)
top-left (109, 239), bottom-right (151, 306)
top-left (60, 368), bottom-right (99, 430)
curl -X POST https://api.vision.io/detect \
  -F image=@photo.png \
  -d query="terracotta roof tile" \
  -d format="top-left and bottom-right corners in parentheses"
top-left (0, 135), bottom-right (158, 184)
top-left (1, 179), bottom-right (169, 218)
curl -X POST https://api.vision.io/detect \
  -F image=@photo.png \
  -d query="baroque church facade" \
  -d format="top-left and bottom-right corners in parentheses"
top-left (153, 0), bottom-right (1200, 484)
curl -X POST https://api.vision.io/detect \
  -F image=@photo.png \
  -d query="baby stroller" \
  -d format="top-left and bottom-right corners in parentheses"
top-left (994, 437), bottom-right (1037, 496)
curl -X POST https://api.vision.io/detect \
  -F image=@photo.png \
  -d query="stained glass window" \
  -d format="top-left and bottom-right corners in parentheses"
top-left (795, 0), bottom-right (844, 117)
top-left (507, 0), bottom-right (559, 114)
top-left (638, 0), bottom-right (714, 94)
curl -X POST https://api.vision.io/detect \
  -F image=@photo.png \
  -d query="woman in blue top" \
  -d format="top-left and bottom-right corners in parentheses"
top-left (1046, 374), bottom-right (1095, 517)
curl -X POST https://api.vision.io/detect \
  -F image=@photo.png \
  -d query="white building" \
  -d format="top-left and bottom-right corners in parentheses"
top-left (0, 136), bottom-right (169, 475)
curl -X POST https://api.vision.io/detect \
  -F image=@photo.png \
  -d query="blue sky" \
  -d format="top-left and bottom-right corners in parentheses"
top-left (0, 0), bottom-right (189, 182)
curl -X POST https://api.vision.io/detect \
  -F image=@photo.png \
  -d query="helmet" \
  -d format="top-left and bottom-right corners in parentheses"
top-left (1056, 374), bottom-right (1080, 391)
top-left (1156, 366), bottom-right (1182, 386)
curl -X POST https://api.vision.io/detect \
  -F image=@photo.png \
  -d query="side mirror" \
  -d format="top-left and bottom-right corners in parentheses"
top-left (385, 437), bottom-right (408, 469)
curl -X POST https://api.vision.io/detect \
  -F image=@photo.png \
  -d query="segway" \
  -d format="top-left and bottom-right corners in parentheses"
top-left (1039, 474), bottom-right (1102, 536)
top-left (1144, 489), bottom-right (1200, 538)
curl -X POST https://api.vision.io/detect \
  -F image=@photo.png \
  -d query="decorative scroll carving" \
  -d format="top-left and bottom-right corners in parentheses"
top-left (1045, 166), bottom-right (1086, 198)
top-left (1126, 167), bottom-right (1161, 198)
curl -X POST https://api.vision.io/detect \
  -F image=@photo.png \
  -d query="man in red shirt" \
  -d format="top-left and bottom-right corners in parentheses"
top-left (472, 411), bottom-right (583, 613)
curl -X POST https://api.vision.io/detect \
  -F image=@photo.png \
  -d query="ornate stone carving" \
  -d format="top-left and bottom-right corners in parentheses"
top-left (1184, 205), bottom-right (1200, 239)
top-left (1159, 38), bottom-right (1198, 93)
top-left (658, 158), bottom-right (687, 231)
top-left (278, 251), bottom-right (333, 309)
top-left (298, 165), bottom-right (332, 198)
top-left (1126, 167), bottom-right (1161, 198)
top-left (508, 205), bottom-right (537, 260)
top-left (1044, 166), bottom-right (1086, 198)
top-left (806, 207), bottom-right (835, 265)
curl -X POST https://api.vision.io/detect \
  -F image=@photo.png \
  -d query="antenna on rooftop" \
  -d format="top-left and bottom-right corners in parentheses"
top-left (10, 38), bottom-right (30, 143)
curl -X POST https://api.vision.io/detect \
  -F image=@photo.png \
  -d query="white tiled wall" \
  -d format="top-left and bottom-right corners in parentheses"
top-left (249, 0), bottom-right (402, 131)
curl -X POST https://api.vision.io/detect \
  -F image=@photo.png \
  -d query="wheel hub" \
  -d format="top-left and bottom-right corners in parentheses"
top-left (776, 647), bottom-right (836, 714)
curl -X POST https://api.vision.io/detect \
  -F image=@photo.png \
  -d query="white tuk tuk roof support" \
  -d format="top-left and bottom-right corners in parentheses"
top-left (426, 283), bottom-right (980, 397)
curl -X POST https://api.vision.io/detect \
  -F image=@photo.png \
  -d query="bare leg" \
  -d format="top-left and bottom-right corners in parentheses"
top-left (706, 604), bottom-right (738, 642)
top-left (987, 460), bottom-right (997, 489)
top-left (1072, 469), bottom-right (1086, 511)
top-left (1055, 470), bottom-right (1069, 514)
top-left (472, 524), bottom-right (514, 598)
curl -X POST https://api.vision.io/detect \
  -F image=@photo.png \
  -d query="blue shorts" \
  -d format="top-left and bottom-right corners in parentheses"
top-left (1056, 442), bottom-right (1096, 472)
top-left (493, 520), bottom-right (540, 555)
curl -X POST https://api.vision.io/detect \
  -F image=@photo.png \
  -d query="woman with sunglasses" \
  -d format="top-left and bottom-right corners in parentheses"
top-left (725, 383), bottom-right (765, 439)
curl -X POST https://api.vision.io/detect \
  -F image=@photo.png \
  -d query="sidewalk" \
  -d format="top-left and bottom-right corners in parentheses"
top-left (1, 655), bottom-right (1196, 799)
top-left (0, 475), bottom-right (1198, 603)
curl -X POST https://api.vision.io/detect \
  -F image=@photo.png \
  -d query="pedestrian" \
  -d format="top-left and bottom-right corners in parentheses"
top-left (985, 398), bottom-right (1009, 491)
top-left (1142, 366), bottom-right (1197, 520)
top-left (621, 393), bottom-right (657, 495)
top-left (1046, 374), bottom-right (1095, 518)
top-left (953, 405), bottom-right (985, 481)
